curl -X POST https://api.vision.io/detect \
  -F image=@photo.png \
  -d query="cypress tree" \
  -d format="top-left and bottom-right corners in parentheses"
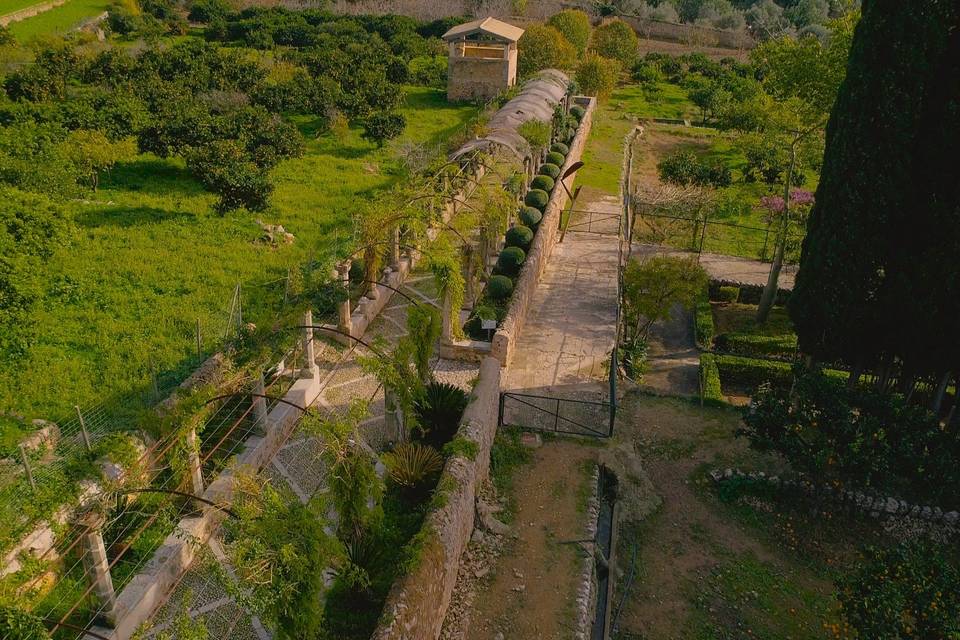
top-left (789, 0), bottom-right (960, 386)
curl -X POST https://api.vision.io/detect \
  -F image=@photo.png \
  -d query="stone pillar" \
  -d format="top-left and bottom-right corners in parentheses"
top-left (186, 427), bottom-right (204, 496)
top-left (462, 246), bottom-right (475, 307)
top-left (441, 288), bottom-right (453, 342)
top-left (79, 511), bottom-right (118, 627)
top-left (301, 310), bottom-right (319, 379)
top-left (337, 262), bottom-right (352, 338)
top-left (384, 390), bottom-right (405, 443)
top-left (252, 374), bottom-right (268, 435)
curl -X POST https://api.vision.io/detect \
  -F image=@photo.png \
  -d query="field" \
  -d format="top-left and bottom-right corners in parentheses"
top-left (0, 86), bottom-right (478, 420)
top-left (6, 0), bottom-right (111, 41)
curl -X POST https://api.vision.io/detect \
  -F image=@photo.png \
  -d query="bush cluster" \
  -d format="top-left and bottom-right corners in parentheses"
top-left (505, 225), bottom-right (534, 251)
top-left (539, 163), bottom-right (561, 180)
top-left (694, 293), bottom-right (715, 349)
top-left (699, 353), bottom-right (723, 404)
top-left (524, 188), bottom-right (550, 211)
top-left (530, 175), bottom-right (554, 192)
top-left (497, 246), bottom-right (527, 277)
top-left (550, 142), bottom-right (569, 155)
top-left (717, 285), bottom-right (740, 303)
top-left (519, 206), bottom-right (542, 228)
top-left (657, 150), bottom-right (733, 188)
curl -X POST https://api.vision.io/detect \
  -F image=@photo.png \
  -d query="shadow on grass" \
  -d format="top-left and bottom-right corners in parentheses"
top-left (74, 204), bottom-right (197, 228)
top-left (101, 157), bottom-right (206, 197)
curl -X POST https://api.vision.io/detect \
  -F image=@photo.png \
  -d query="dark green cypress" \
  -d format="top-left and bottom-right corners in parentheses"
top-left (789, 0), bottom-right (960, 381)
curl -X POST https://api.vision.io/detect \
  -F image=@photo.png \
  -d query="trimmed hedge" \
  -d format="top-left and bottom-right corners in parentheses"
top-left (497, 246), bottom-right (526, 276)
top-left (694, 296), bottom-right (715, 350)
top-left (570, 105), bottom-right (585, 120)
top-left (709, 280), bottom-right (791, 306)
top-left (519, 206), bottom-right (542, 228)
top-left (539, 163), bottom-right (561, 179)
top-left (717, 285), bottom-right (740, 303)
top-left (505, 225), bottom-right (534, 250)
top-left (715, 354), bottom-right (793, 391)
top-left (530, 175), bottom-right (555, 192)
top-left (550, 142), bottom-right (569, 155)
top-left (699, 354), bottom-right (724, 405)
top-left (487, 275), bottom-right (514, 301)
top-left (714, 333), bottom-right (798, 359)
top-left (545, 151), bottom-right (566, 166)
top-left (524, 189), bottom-right (550, 211)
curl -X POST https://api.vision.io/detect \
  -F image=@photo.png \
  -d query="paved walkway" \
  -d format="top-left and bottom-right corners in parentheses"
top-left (502, 195), bottom-right (621, 398)
top-left (143, 268), bottom-right (478, 639)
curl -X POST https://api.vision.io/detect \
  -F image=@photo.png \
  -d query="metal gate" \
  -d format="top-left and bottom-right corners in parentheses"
top-left (566, 208), bottom-right (622, 235)
top-left (498, 392), bottom-right (613, 438)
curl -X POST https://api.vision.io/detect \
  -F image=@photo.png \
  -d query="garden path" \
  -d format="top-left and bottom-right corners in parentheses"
top-left (140, 268), bottom-right (479, 639)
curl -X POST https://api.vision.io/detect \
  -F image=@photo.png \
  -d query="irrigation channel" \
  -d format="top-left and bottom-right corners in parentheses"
top-left (591, 466), bottom-right (619, 640)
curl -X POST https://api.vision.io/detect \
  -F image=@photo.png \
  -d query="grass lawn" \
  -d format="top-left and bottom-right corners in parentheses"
top-left (0, 0), bottom-right (45, 16)
top-left (7, 0), bottom-right (111, 42)
top-left (607, 82), bottom-right (700, 121)
top-left (0, 86), bottom-right (478, 420)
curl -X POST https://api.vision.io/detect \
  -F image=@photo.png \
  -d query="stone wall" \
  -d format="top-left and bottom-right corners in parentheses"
top-left (490, 96), bottom-right (596, 366)
top-left (447, 55), bottom-right (512, 103)
top-left (620, 15), bottom-right (755, 50)
top-left (0, 0), bottom-right (67, 26)
top-left (372, 356), bottom-right (501, 640)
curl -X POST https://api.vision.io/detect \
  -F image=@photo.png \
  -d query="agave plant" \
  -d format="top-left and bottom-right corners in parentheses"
top-left (382, 442), bottom-right (443, 498)
top-left (414, 381), bottom-right (469, 449)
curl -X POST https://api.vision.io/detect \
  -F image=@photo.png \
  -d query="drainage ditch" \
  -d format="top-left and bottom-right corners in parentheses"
top-left (591, 466), bottom-right (619, 640)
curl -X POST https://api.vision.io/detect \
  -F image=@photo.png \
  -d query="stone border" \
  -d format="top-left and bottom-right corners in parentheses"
top-left (573, 464), bottom-right (601, 640)
top-left (372, 356), bottom-right (501, 640)
top-left (0, 0), bottom-right (67, 26)
top-left (486, 96), bottom-right (597, 366)
top-left (709, 467), bottom-right (960, 527)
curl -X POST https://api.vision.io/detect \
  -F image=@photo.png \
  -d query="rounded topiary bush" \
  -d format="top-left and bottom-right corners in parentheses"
top-left (550, 142), bottom-right (569, 155)
top-left (487, 275), bottom-right (514, 301)
top-left (570, 105), bottom-right (585, 120)
top-left (539, 163), bottom-right (561, 179)
top-left (519, 206), bottom-right (542, 228)
top-left (497, 246), bottom-right (526, 277)
top-left (546, 151), bottom-right (566, 167)
top-left (349, 259), bottom-right (364, 282)
top-left (530, 175), bottom-right (555, 192)
top-left (505, 225), bottom-right (534, 250)
top-left (524, 188), bottom-right (550, 211)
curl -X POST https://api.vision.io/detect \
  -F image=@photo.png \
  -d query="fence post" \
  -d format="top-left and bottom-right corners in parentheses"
top-left (301, 310), bottom-right (318, 379)
top-left (555, 398), bottom-right (561, 433)
top-left (78, 510), bottom-right (118, 627)
top-left (498, 393), bottom-right (505, 427)
top-left (186, 427), bottom-right (204, 497)
top-left (337, 262), bottom-right (353, 339)
top-left (253, 374), bottom-right (268, 435)
top-left (18, 444), bottom-right (36, 492)
top-left (75, 405), bottom-right (92, 452)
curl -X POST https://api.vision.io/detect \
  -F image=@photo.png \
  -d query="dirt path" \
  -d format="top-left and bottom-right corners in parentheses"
top-left (465, 441), bottom-right (597, 640)
top-left (609, 392), bottom-right (835, 640)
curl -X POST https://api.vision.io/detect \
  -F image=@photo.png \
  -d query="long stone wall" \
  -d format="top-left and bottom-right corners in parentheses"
top-left (620, 15), bottom-right (755, 50)
top-left (0, 0), bottom-right (67, 26)
top-left (490, 96), bottom-right (597, 366)
top-left (371, 356), bottom-right (501, 640)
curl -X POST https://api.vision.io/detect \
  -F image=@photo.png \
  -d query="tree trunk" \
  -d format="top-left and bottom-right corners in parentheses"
top-left (931, 370), bottom-right (951, 415)
top-left (756, 142), bottom-right (797, 323)
top-left (847, 361), bottom-right (864, 390)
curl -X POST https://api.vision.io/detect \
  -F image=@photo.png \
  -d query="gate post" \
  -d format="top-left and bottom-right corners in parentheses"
top-left (301, 310), bottom-right (319, 379)
top-left (497, 392), bottom-right (505, 427)
top-left (78, 510), bottom-right (118, 627)
top-left (253, 374), bottom-right (268, 435)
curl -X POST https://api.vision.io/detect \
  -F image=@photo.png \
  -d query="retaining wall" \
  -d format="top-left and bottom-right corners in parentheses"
top-left (620, 15), bottom-right (754, 50)
top-left (489, 96), bottom-right (596, 366)
top-left (0, 0), bottom-right (67, 26)
top-left (371, 356), bottom-right (501, 640)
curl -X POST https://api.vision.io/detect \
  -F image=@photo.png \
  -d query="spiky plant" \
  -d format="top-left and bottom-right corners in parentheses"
top-left (382, 443), bottom-right (443, 498)
top-left (414, 381), bottom-right (469, 449)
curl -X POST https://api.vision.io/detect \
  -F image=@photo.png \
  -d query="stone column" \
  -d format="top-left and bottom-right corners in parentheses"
top-left (462, 245), bottom-right (475, 307)
top-left (389, 226), bottom-right (401, 270)
top-left (79, 511), bottom-right (118, 627)
top-left (252, 374), bottom-right (268, 435)
top-left (441, 287), bottom-right (453, 342)
top-left (301, 310), bottom-right (319, 379)
top-left (186, 427), bottom-right (204, 496)
top-left (337, 262), bottom-right (352, 338)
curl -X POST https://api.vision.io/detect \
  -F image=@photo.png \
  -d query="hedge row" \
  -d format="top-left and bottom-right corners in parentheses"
top-left (708, 280), bottom-right (791, 306)
top-left (714, 333), bottom-right (797, 359)
top-left (714, 354), bottom-right (847, 392)
top-left (694, 291), bottom-right (714, 350)
top-left (699, 353), bottom-right (724, 404)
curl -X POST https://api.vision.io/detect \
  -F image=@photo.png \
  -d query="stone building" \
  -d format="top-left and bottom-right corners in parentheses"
top-left (442, 17), bottom-right (524, 103)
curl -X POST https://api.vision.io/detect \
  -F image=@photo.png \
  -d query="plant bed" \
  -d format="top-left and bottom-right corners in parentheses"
top-left (710, 302), bottom-right (797, 360)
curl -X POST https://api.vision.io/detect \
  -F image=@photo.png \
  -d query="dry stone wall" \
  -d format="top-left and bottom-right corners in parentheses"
top-left (372, 356), bottom-right (501, 640)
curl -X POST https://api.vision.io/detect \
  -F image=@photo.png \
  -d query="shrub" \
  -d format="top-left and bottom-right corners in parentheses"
top-left (694, 294), bottom-right (715, 349)
top-left (545, 151), bottom-right (566, 166)
top-left (699, 353), bottom-right (723, 405)
top-left (657, 150), bottom-right (732, 188)
top-left (505, 225), bottom-right (534, 251)
top-left (589, 18), bottom-right (639, 67)
top-left (464, 303), bottom-right (501, 339)
top-left (487, 274), bottom-right (515, 301)
top-left (837, 540), bottom-right (960, 640)
top-left (414, 381), bottom-right (468, 450)
top-left (517, 119), bottom-right (551, 156)
top-left (570, 105), bottom-right (586, 120)
top-left (497, 247), bottom-right (526, 277)
top-left (382, 443), bottom-right (443, 499)
top-left (716, 354), bottom-right (793, 390)
top-left (524, 188), bottom-right (550, 211)
top-left (740, 370), bottom-right (960, 505)
top-left (517, 24), bottom-right (576, 77)
top-left (362, 111), bottom-right (406, 147)
top-left (530, 175), bottom-right (555, 192)
top-left (539, 163), bottom-right (561, 179)
top-left (717, 286), bottom-right (740, 303)
top-left (575, 53), bottom-right (620, 100)
top-left (550, 142), bottom-right (569, 155)
top-left (519, 206), bottom-right (542, 228)
top-left (188, 0), bottom-right (231, 23)
top-left (547, 9), bottom-right (591, 55)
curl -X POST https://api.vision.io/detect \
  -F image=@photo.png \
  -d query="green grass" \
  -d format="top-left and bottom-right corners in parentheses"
top-left (0, 86), bottom-right (478, 420)
top-left (712, 303), bottom-right (797, 359)
top-left (489, 427), bottom-right (532, 523)
top-left (607, 82), bottom-right (700, 121)
top-left (0, 0), bottom-right (45, 16)
top-left (7, 0), bottom-right (111, 42)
